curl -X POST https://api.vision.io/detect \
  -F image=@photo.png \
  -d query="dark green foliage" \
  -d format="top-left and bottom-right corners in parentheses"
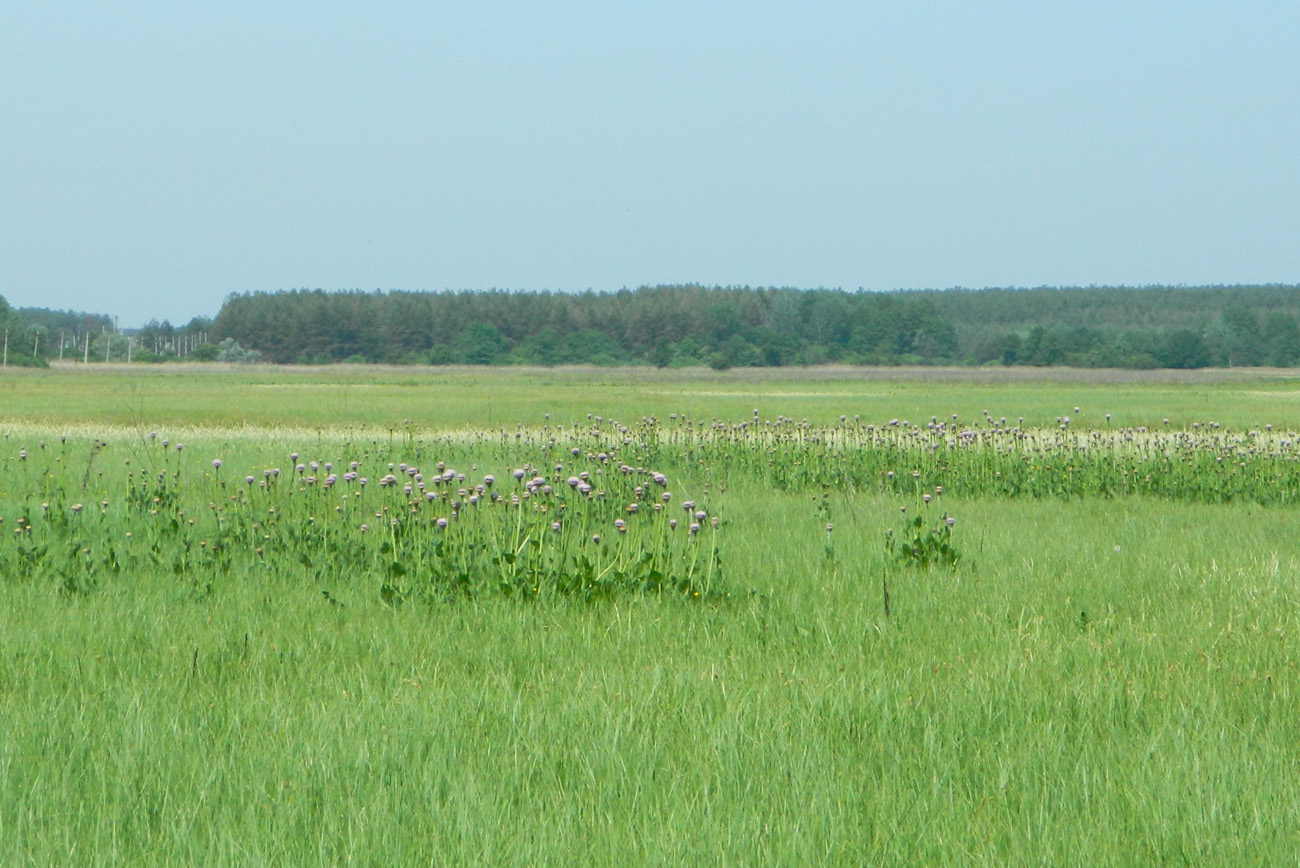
top-left (209, 284), bottom-right (1300, 370)
top-left (210, 287), bottom-right (961, 367)
top-left (885, 512), bottom-right (961, 571)
top-left (1158, 329), bottom-right (1212, 369)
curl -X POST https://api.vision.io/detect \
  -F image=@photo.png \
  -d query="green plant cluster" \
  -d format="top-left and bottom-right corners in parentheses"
top-left (0, 435), bottom-right (722, 602)
top-left (885, 510), bottom-right (960, 570)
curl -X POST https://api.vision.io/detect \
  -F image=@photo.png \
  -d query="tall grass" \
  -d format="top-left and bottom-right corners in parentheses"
top-left (3, 372), bottom-right (1300, 864)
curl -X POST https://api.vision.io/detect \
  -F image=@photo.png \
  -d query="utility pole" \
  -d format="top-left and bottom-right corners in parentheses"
top-left (59, 329), bottom-right (65, 361)
top-left (3, 328), bottom-right (7, 369)
top-left (84, 331), bottom-right (90, 364)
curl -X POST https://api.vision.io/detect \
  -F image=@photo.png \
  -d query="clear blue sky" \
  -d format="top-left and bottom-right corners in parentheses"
top-left (2, 2), bottom-right (1297, 326)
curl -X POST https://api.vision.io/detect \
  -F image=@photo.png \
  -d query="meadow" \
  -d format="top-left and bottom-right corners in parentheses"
top-left (3, 365), bottom-right (1300, 865)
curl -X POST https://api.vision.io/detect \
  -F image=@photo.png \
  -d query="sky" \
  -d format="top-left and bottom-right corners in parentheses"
top-left (2, 1), bottom-right (1298, 326)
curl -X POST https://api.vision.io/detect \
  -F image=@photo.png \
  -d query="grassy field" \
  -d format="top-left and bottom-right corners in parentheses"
top-left (3, 365), bottom-right (1300, 865)
top-left (2, 361), bottom-right (1300, 429)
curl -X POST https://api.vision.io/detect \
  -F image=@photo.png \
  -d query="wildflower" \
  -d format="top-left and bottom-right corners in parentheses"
top-left (436, 517), bottom-right (448, 529)
top-left (212, 459), bottom-right (222, 469)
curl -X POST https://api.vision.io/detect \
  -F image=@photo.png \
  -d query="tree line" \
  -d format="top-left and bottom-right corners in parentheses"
top-left (211, 286), bottom-right (958, 366)
top-left (5, 285), bottom-right (1300, 369)
top-left (210, 285), bottom-right (1300, 369)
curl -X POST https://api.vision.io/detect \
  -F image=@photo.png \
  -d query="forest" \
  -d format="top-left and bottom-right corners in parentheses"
top-left (4, 284), bottom-right (1300, 369)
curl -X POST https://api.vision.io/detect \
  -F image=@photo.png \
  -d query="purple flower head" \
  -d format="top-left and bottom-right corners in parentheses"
top-left (482, 475), bottom-right (495, 487)
top-left (245, 476), bottom-right (255, 484)
top-left (436, 517), bottom-right (448, 529)
top-left (290, 452), bottom-right (299, 462)
top-left (513, 468), bottom-right (525, 480)
top-left (212, 459), bottom-right (222, 469)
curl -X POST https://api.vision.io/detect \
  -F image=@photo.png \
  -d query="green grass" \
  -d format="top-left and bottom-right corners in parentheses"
top-left (3, 361), bottom-right (1300, 429)
top-left (3, 366), bottom-right (1300, 865)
